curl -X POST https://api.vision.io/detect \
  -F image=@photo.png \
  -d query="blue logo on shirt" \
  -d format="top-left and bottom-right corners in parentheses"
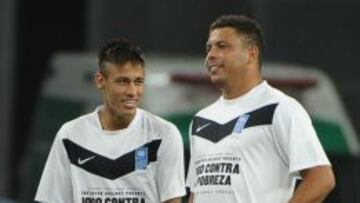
top-left (135, 147), bottom-right (148, 170)
top-left (233, 114), bottom-right (250, 133)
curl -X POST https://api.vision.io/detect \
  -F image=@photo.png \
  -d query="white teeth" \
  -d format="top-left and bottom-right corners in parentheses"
top-left (123, 100), bottom-right (137, 108)
top-left (209, 65), bottom-right (219, 72)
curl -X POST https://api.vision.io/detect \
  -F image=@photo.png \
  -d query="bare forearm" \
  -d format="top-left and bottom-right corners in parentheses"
top-left (289, 166), bottom-right (335, 203)
top-left (188, 192), bottom-right (194, 203)
top-left (163, 197), bottom-right (182, 203)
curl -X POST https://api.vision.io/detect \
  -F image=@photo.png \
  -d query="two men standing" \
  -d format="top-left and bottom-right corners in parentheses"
top-left (36, 15), bottom-right (335, 203)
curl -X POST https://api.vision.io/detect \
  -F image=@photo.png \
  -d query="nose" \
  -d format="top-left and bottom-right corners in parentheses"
top-left (125, 83), bottom-right (137, 97)
top-left (206, 47), bottom-right (217, 65)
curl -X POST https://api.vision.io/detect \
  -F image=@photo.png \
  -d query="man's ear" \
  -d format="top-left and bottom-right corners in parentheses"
top-left (95, 72), bottom-right (105, 89)
top-left (247, 45), bottom-right (259, 65)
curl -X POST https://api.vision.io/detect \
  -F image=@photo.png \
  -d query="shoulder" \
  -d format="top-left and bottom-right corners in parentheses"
top-left (140, 109), bottom-right (181, 137)
top-left (264, 84), bottom-right (305, 112)
top-left (194, 99), bottom-right (219, 118)
top-left (266, 86), bottom-right (311, 124)
top-left (57, 111), bottom-right (97, 139)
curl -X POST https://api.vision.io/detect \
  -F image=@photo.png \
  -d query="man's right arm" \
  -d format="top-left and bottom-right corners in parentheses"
top-left (35, 128), bottom-right (73, 203)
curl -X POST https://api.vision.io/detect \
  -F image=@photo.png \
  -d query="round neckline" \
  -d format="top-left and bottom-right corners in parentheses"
top-left (220, 80), bottom-right (267, 106)
top-left (94, 106), bottom-right (142, 136)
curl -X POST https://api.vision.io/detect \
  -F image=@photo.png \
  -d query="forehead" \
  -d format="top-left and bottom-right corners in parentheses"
top-left (104, 62), bottom-right (144, 77)
top-left (207, 27), bottom-right (242, 44)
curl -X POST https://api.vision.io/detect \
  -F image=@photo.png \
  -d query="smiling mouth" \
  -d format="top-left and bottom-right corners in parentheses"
top-left (208, 64), bottom-right (223, 73)
top-left (122, 100), bottom-right (138, 109)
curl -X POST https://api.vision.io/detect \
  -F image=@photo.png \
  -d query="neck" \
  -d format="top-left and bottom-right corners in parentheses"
top-left (98, 107), bottom-right (135, 131)
top-left (222, 73), bottom-right (263, 99)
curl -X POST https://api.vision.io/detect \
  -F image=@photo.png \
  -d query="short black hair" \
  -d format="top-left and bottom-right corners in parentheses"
top-left (98, 38), bottom-right (145, 75)
top-left (210, 15), bottom-right (264, 65)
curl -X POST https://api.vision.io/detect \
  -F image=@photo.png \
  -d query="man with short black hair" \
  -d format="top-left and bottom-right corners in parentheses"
top-left (36, 38), bottom-right (186, 203)
top-left (186, 15), bottom-right (335, 203)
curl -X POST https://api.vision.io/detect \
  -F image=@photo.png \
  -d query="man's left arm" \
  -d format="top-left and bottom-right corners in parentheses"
top-left (157, 124), bottom-right (186, 202)
top-left (289, 165), bottom-right (335, 203)
top-left (163, 198), bottom-right (182, 203)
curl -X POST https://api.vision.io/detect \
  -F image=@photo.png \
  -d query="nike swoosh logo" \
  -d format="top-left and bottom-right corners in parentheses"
top-left (78, 156), bottom-right (96, 165)
top-left (196, 123), bottom-right (211, 133)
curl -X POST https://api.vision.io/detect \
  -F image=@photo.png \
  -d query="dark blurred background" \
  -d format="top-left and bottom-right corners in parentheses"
top-left (1, 0), bottom-right (360, 202)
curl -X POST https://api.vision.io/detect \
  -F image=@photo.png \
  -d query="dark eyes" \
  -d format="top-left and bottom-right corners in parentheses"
top-left (205, 43), bottom-right (228, 53)
top-left (134, 79), bottom-right (144, 85)
top-left (115, 79), bottom-right (127, 84)
top-left (115, 79), bottom-right (144, 85)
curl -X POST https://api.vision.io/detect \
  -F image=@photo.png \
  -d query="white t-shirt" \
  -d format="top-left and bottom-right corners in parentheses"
top-left (186, 81), bottom-right (330, 203)
top-left (35, 107), bottom-right (186, 203)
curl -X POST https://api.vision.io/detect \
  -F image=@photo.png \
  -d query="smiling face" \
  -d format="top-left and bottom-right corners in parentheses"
top-left (205, 27), bottom-right (263, 99)
top-left (95, 62), bottom-right (144, 127)
top-left (205, 27), bottom-right (251, 90)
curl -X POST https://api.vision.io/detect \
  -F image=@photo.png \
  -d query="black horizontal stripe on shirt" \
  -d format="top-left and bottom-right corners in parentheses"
top-left (63, 138), bottom-right (161, 180)
top-left (192, 103), bottom-right (279, 143)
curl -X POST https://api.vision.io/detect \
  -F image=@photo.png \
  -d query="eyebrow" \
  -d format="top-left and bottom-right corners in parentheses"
top-left (207, 39), bottom-right (229, 45)
top-left (206, 40), bottom-right (229, 48)
top-left (115, 76), bottom-right (144, 80)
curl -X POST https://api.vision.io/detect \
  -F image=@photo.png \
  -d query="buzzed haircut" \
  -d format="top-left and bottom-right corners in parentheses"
top-left (98, 38), bottom-right (145, 75)
top-left (210, 15), bottom-right (264, 64)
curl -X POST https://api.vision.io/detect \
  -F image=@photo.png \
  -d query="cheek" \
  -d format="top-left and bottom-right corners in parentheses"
top-left (137, 86), bottom-right (144, 96)
top-left (231, 52), bottom-right (247, 67)
top-left (237, 51), bottom-right (249, 64)
top-left (105, 86), bottom-right (123, 99)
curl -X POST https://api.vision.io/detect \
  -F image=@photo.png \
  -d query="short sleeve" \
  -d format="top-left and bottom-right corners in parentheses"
top-left (185, 121), bottom-right (196, 191)
top-left (156, 124), bottom-right (186, 201)
top-left (272, 99), bottom-right (331, 174)
top-left (35, 127), bottom-right (73, 203)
